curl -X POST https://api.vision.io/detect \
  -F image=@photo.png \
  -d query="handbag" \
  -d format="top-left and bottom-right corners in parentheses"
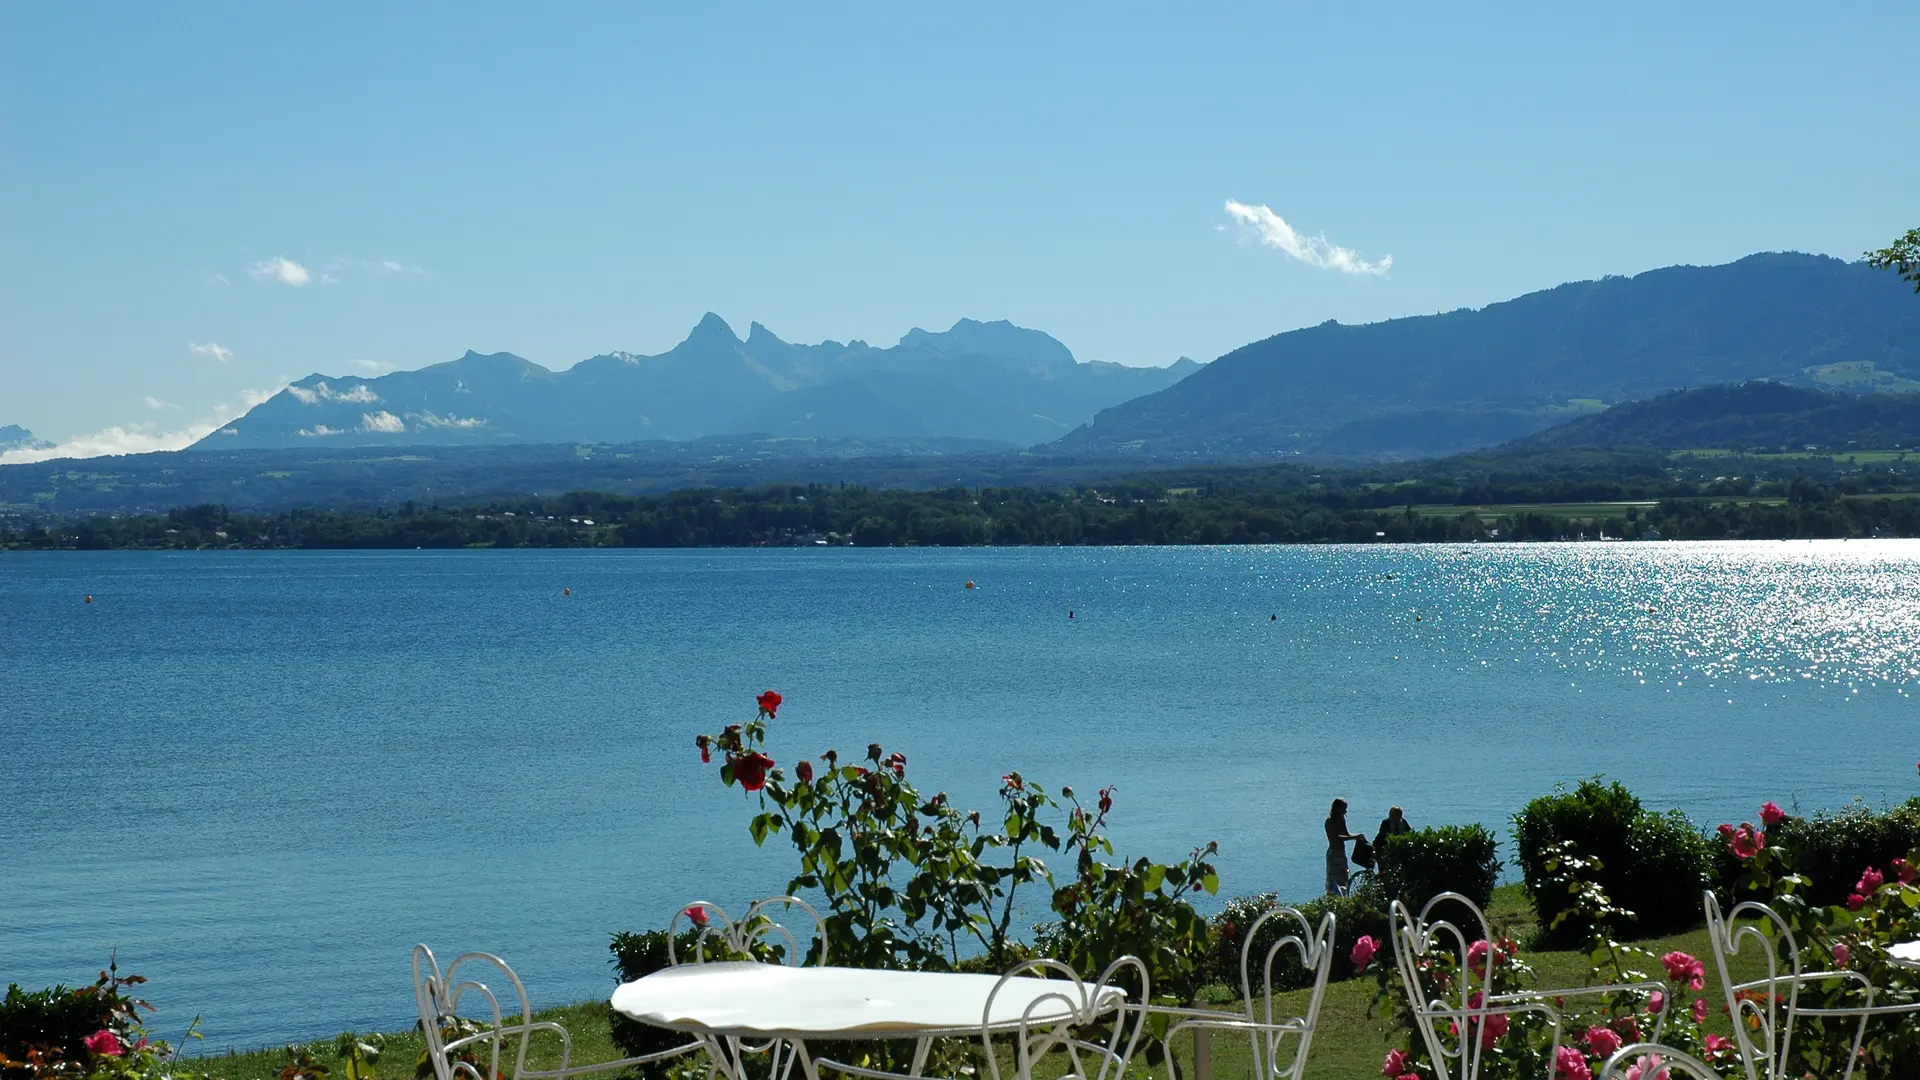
top-left (1350, 835), bottom-right (1376, 871)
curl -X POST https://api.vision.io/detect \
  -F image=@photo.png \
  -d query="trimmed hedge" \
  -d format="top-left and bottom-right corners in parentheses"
top-left (1377, 824), bottom-right (1501, 916)
top-left (608, 929), bottom-right (700, 1070)
top-left (1207, 881), bottom-right (1390, 990)
top-left (1513, 779), bottom-right (1714, 944)
top-left (1716, 798), bottom-right (1920, 908)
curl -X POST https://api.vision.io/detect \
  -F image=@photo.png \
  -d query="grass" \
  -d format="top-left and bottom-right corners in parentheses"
top-left (1675, 448), bottom-right (1915, 463)
top-left (181, 887), bottom-right (1755, 1080)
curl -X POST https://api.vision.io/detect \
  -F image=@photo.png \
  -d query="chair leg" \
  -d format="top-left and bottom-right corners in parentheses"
top-left (1193, 1029), bottom-right (1213, 1080)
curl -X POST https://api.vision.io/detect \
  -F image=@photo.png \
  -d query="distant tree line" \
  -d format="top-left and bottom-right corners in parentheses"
top-left (6, 460), bottom-right (1919, 550)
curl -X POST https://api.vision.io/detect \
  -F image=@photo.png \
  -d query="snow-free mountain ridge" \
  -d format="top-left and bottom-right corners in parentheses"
top-left (199, 317), bottom-right (1200, 450)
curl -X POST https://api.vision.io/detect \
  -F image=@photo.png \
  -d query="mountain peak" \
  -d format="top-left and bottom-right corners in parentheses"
top-left (898, 318), bottom-right (1075, 368)
top-left (685, 312), bottom-right (739, 346)
top-left (0, 424), bottom-right (52, 452)
top-left (746, 321), bottom-right (788, 347)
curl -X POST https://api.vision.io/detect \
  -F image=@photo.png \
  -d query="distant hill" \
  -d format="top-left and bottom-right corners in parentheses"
top-left (1053, 253), bottom-right (1920, 459)
top-left (0, 426), bottom-right (51, 452)
top-left (1507, 382), bottom-right (1920, 453)
top-left (197, 316), bottom-right (1201, 451)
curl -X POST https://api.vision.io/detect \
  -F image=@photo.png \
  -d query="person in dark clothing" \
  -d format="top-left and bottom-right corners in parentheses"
top-left (1374, 805), bottom-right (1412, 857)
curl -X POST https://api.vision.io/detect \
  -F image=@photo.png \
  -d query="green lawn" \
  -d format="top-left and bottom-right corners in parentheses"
top-left (179, 886), bottom-right (1756, 1080)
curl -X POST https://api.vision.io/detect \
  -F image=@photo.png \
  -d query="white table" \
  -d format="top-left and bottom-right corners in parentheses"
top-left (1891, 940), bottom-right (1920, 969)
top-left (610, 962), bottom-right (1126, 1080)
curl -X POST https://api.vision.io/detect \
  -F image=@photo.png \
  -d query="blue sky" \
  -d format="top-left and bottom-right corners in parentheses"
top-left (2, 2), bottom-right (1914, 458)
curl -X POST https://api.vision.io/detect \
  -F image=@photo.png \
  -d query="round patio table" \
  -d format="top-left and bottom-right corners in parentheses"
top-left (1890, 940), bottom-right (1920, 969)
top-left (610, 961), bottom-right (1126, 1080)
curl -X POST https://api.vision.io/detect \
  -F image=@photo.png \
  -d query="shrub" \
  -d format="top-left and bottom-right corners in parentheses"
top-left (1376, 824), bottom-right (1501, 915)
top-left (1512, 779), bottom-right (1713, 944)
top-left (1206, 881), bottom-right (1389, 991)
top-left (1715, 797), bottom-right (1920, 908)
top-left (607, 929), bottom-right (700, 1070)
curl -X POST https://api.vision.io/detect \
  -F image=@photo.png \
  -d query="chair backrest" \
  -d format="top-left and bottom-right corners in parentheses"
top-left (1237, 906), bottom-right (1337, 1080)
top-left (668, 895), bottom-right (827, 967)
top-left (1388, 892), bottom-right (1561, 1080)
top-left (413, 945), bottom-right (566, 1080)
top-left (984, 956), bottom-right (1150, 1080)
top-left (1701, 891), bottom-right (1877, 1080)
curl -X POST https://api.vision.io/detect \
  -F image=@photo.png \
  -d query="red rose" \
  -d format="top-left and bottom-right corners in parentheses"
top-left (796, 760), bottom-right (814, 783)
top-left (733, 752), bottom-right (774, 792)
top-left (822, 749), bottom-right (838, 765)
top-left (1098, 787), bottom-right (1113, 815)
top-left (867, 743), bottom-right (883, 762)
top-left (83, 1031), bottom-right (122, 1058)
top-left (685, 905), bottom-right (709, 927)
top-left (696, 734), bottom-right (712, 764)
top-left (1760, 802), bottom-right (1787, 828)
top-left (757, 690), bottom-right (782, 718)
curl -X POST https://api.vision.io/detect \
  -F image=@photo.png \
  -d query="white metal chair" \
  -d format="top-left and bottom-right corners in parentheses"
top-left (817, 956), bottom-right (1152, 1080)
top-left (665, 896), bottom-right (829, 1080)
top-left (1389, 892), bottom-right (1672, 1080)
top-left (1701, 890), bottom-right (1914, 1080)
top-left (1152, 905), bottom-right (1337, 1080)
top-left (413, 944), bottom-right (702, 1080)
top-left (669, 895), bottom-right (828, 967)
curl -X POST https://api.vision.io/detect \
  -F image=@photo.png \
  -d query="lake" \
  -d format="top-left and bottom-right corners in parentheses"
top-left (3, 543), bottom-right (1917, 1050)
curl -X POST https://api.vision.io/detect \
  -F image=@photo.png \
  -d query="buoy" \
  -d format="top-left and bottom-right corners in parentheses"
top-left (1069, 610), bottom-right (1075, 619)
top-left (965, 581), bottom-right (975, 590)
top-left (1270, 614), bottom-right (1277, 621)
top-left (1415, 615), bottom-right (1423, 622)
top-left (564, 587), bottom-right (572, 596)
top-left (84, 595), bottom-right (93, 604)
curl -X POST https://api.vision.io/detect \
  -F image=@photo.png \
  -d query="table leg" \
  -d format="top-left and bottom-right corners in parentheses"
top-left (793, 1041), bottom-right (821, 1080)
top-left (1193, 1029), bottom-right (1213, 1080)
top-left (909, 1039), bottom-right (931, 1078)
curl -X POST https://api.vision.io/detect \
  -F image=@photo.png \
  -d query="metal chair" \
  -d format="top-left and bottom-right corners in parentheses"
top-left (1389, 892), bottom-right (1673, 1080)
top-left (413, 945), bottom-right (702, 1080)
top-left (817, 956), bottom-right (1151, 1080)
top-left (1702, 891), bottom-right (1916, 1080)
top-left (1152, 905), bottom-right (1337, 1080)
top-left (669, 895), bottom-right (828, 967)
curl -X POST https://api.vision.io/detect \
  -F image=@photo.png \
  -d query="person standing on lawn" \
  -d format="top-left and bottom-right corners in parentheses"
top-left (1325, 798), bottom-right (1365, 896)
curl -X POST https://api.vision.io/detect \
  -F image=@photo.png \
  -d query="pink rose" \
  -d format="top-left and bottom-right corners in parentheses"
top-left (83, 1031), bottom-right (122, 1058)
top-left (1661, 951), bottom-right (1705, 990)
top-left (1895, 858), bottom-right (1916, 885)
top-left (1648, 990), bottom-right (1666, 1015)
top-left (1704, 1034), bottom-right (1733, 1059)
top-left (1856, 867), bottom-right (1885, 894)
top-left (1760, 801), bottom-right (1786, 827)
top-left (1351, 934), bottom-right (1380, 970)
top-left (1833, 942), bottom-right (1851, 967)
top-left (1381, 1048), bottom-right (1410, 1078)
top-left (1553, 1045), bottom-right (1592, 1080)
top-left (1728, 823), bottom-right (1765, 860)
top-left (1847, 893), bottom-right (1866, 911)
top-left (1692, 996), bottom-right (1708, 1023)
top-left (684, 904), bottom-right (709, 927)
top-left (1585, 1024), bottom-right (1623, 1058)
top-left (1610, 1015), bottom-right (1642, 1043)
top-left (1624, 1055), bottom-right (1669, 1080)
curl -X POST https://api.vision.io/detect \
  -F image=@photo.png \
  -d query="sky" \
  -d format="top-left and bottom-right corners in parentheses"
top-left (2, 2), bottom-right (1915, 460)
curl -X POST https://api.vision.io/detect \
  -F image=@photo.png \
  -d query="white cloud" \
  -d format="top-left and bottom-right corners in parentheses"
top-left (0, 383), bottom-right (290, 464)
top-left (360, 410), bottom-right (406, 433)
top-left (412, 411), bottom-right (486, 429)
top-left (1223, 200), bottom-right (1392, 276)
top-left (298, 425), bottom-right (343, 437)
top-left (248, 256), bottom-right (312, 286)
top-left (205, 272), bottom-right (231, 286)
top-left (348, 358), bottom-right (397, 375)
top-left (143, 396), bottom-right (179, 411)
top-left (380, 260), bottom-right (405, 273)
top-left (189, 341), bottom-right (234, 363)
top-left (284, 380), bottom-right (379, 405)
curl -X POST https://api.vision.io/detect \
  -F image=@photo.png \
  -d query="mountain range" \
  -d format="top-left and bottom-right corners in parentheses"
top-left (198, 317), bottom-right (1200, 451)
top-left (0, 426), bottom-right (52, 452)
top-left (1055, 252), bottom-right (1920, 458)
top-left (1502, 382), bottom-right (1920, 454)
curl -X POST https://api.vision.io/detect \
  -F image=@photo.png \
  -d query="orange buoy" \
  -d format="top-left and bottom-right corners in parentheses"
top-left (563, 587), bottom-right (572, 596)
top-left (85, 595), bottom-right (93, 604)
top-left (965, 581), bottom-right (975, 590)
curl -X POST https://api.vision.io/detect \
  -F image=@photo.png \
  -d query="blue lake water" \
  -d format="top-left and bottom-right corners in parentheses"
top-left (3, 543), bottom-right (1918, 1050)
